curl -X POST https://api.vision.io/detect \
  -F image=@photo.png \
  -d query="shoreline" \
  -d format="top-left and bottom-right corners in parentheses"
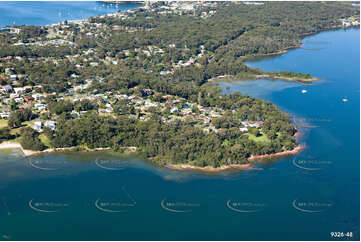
top-left (164, 163), bottom-right (262, 172)
top-left (207, 73), bottom-right (319, 85)
top-left (0, 128), bottom-right (304, 173)
top-left (163, 144), bottom-right (304, 172)
top-left (245, 44), bottom-right (302, 58)
top-left (0, 140), bottom-right (304, 172)
top-left (0, 141), bottom-right (113, 157)
top-left (162, 130), bottom-right (303, 172)
top-left (247, 144), bottom-right (304, 162)
top-left (255, 74), bottom-right (319, 83)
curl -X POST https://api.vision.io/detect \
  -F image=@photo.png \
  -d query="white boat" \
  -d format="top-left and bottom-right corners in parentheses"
top-left (301, 89), bottom-right (307, 93)
top-left (342, 98), bottom-right (348, 102)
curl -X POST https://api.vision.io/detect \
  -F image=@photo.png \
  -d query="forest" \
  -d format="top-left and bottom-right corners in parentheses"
top-left (0, 1), bottom-right (358, 167)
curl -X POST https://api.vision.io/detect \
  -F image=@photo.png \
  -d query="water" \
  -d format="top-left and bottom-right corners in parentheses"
top-left (0, 1), bottom-right (141, 28)
top-left (0, 6), bottom-right (359, 241)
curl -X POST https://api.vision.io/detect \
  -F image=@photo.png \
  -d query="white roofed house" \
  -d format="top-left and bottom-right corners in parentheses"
top-left (45, 120), bottom-right (56, 131)
top-left (14, 87), bottom-right (25, 95)
top-left (9, 93), bottom-right (19, 99)
top-left (2, 85), bottom-right (13, 93)
top-left (14, 97), bottom-right (24, 104)
top-left (105, 107), bottom-right (113, 113)
top-left (144, 100), bottom-right (158, 108)
top-left (170, 107), bottom-right (179, 114)
top-left (3, 98), bottom-right (11, 105)
top-left (142, 89), bottom-right (154, 96)
top-left (33, 121), bottom-right (42, 132)
top-left (34, 103), bottom-right (46, 111)
top-left (0, 112), bottom-right (10, 119)
top-left (240, 127), bottom-right (248, 133)
top-left (241, 121), bottom-right (262, 129)
top-left (10, 74), bottom-right (17, 81)
top-left (32, 93), bottom-right (44, 100)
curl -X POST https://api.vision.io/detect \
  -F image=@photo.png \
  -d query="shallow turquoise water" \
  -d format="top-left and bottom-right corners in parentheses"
top-left (0, 6), bottom-right (359, 241)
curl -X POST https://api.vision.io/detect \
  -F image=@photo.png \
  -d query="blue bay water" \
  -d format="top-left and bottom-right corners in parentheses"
top-left (0, 1), bottom-right (141, 27)
top-left (0, 3), bottom-right (359, 241)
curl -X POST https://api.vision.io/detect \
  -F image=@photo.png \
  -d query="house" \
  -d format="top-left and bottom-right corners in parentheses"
top-left (116, 94), bottom-right (128, 99)
top-left (33, 121), bottom-right (42, 132)
top-left (160, 71), bottom-right (171, 75)
top-left (10, 93), bottom-right (19, 99)
top-left (3, 98), bottom-right (11, 104)
top-left (240, 127), bottom-right (248, 133)
top-left (170, 107), bottom-right (179, 114)
top-left (25, 96), bottom-right (34, 102)
top-left (45, 120), bottom-right (56, 130)
top-left (105, 107), bottom-right (113, 113)
top-left (34, 103), bottom-right (46, 111)
top-left (14, 87), bottom-right (24, 95)
top-left (14, 97), bottom-right (24, 103)
top-left (2, 85), bottom-right (13, 93)
top-left (32, 93), bottom-right (44, 100)
top-left (0, 112), bottom-right (10, 119)
top-left (0, 27), bottom-right (20, 34)
top-left (71, 110), bottom-right (80, 117)
top-left (10, 75), bottom-right (17, 81)
top-left (142, 89), bottom-right (154, 96)
top-left (241, 121), bottom-right (261, 128)
top-left (144, 100), bottom-right (157, 107)
top-left (67, 88), bottom-right (74, 95)
top-left (94, 94), bottom-right (105, 99)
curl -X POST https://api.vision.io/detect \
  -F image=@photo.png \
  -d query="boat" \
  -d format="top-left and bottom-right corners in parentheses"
top-left (301, 89), bottom-right (307, 93)
top-left (342, 98), bottom-right (348, 102)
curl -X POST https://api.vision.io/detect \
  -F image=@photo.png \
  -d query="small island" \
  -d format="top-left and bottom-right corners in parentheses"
top-left (0, 2), bottom-right (358, 171)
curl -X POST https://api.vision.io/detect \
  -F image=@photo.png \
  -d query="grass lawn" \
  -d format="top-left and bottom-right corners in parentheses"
top-left (10, 127), bottom-right (22, 136)
top-left (0, 119), bottom-right (8, 128)
top-left (9, 121), bottom-right (35, 136)
top-left (39, 134), bottom-right (51, 148)
top-left (23, 120), bottom-right (36, 127)
top-left (246, 132), bottom-right (270, 143)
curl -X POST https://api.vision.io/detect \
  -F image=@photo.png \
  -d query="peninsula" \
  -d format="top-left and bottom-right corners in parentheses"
top-left (0, 2), bottom-right (358, 170)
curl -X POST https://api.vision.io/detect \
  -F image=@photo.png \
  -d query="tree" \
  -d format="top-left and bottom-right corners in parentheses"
top-left (19, 127), bottom-right (45, 151)
top-left (248, 127), bottom-right (261, 137)
top-left (266, 130), bottom-right (278, 140)
top-left (8, 112), bottom-right (22, 128)
top-left (0, 127), bottom-right (12, 141)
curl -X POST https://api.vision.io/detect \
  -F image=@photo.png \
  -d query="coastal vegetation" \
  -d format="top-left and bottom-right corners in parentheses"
top-left (0, 2), bottom-right (358, 167)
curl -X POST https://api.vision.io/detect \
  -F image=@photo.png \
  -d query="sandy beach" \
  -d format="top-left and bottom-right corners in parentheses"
top-left (165, 163), bottom-right (262, 172)
top-left (247, 144), bottom-right (304, 162)
top-left (0, 141), bottom-right (113, 157)
top-left (164, 144), bottom-right (304, 172)
top-left (255, 74), bottom-right (319, 83)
